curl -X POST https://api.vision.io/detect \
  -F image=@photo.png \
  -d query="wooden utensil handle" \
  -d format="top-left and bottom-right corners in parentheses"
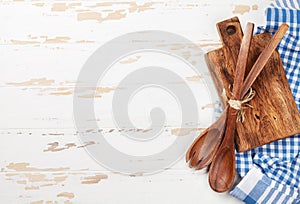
top-left (232, 23), bottom-right (254, 99)
top-left (241, 23), bottom-right (289, 97)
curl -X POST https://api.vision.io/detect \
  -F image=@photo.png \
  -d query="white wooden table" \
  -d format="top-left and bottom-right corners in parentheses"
top-left (0, 0), bottom-right (272, 203)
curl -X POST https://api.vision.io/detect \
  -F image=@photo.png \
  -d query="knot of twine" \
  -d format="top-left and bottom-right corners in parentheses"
top-left (222, 88), bottom-right (256, 122)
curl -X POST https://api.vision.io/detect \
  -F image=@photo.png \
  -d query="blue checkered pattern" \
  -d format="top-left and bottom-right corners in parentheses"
top-left (231, 0), bottom-right (300, 203)
top-left (253, 153), bottom-right (300, 189)
top-left (231, 165), bottom-right (300, 204)
top-left (235, 0), bottom-right (300, 178)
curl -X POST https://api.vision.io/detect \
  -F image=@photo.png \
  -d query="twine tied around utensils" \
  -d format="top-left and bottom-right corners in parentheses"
top-left (222, 88), bottom-right (256, 122)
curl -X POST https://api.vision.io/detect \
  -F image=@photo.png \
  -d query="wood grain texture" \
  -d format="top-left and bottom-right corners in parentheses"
top-left (0, 0), bottom-right (273, 203)
top-left (205, 18), bottom-right (300, 152)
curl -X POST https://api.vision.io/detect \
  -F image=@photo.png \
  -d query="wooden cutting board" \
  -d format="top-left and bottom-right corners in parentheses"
top-left (205, 17), bottom-right (300, 152)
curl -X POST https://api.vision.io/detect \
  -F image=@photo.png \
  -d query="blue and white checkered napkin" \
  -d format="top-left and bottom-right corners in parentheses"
top-left (231, 0), bottom-right (300, 203)
top-left (231, 154), bottom-right (300, 203)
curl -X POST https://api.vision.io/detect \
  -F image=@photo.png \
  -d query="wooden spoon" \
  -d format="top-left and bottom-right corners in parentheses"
top-left (186, 23), bottom-right (253, 170)
top-left (208, 22), bottom-right (254, 192)
top-left (208, 23), bottom-right (289, 192)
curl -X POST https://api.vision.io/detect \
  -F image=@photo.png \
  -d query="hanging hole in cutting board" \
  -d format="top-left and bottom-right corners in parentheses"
top-left (226, 25), bottom-right (236, 35)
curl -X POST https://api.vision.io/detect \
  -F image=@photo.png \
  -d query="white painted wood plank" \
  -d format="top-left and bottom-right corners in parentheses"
top-left (0, 0), bottom-right (273, 203)
top-left (0, 128), bottom-right (210, 171)
top-left (0, 47), bottom-right (217, 128)
top-left (0, 170), bottom-right (241, 204)
top-left (0, 0), bottom-right (269, 46)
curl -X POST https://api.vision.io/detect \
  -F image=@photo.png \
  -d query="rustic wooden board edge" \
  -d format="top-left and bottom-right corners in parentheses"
top-left (204, 17), bottom-right (300, 152)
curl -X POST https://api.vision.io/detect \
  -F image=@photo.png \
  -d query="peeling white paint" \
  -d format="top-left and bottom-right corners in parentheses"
top-left (0, 0), bottom-right (271, 203)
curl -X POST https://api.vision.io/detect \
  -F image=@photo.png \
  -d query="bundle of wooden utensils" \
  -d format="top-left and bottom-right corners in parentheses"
top-left (186, 17), bottom-right (300, 192)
